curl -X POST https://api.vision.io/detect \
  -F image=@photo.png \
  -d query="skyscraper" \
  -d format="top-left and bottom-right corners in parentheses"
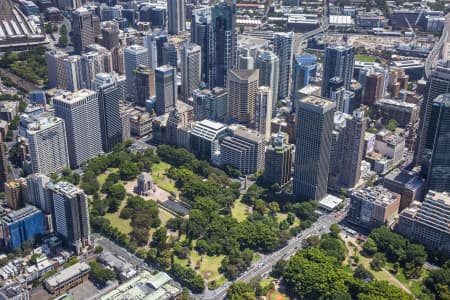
top-left (155, 65), bottom-right (177, 116)
top-left (415, 60), bottom-right (450, 168)
top-left (53, 89), bottom-right (103, 168)
top-left (191, 7), bottom-right (211, 83)
top-left (192, 87), bottom-right (228, 122)
top-left (227, 69), bottom-right (259, 125)
top-left (133, 65), bottom-right (155, 107)
top-left (423, 94), bottom-right (450, 192)
top-left (0, 134), bottom-right (9, 192)
top-left (93, 73), bottom-right (124, 153)
top-left (4, 179), bottom-right (27, 210)
top-left (124, 45), bottom-right (149, 101)
top-left (26, 173), bottom-right (51, 213)
top-left (322, 45), bottom-right (355, 98)
top-left (48, 181), bottom-right (90, 254)
top-left (294, 96), bottom-right (335, 201)
top-left (181, 43), bottom-right (201, 102)
top-left (64, 55), bottom-right (82, 92)
top-left (45, 50), bottom-right (69, 89)
top-left (167, 0), bottom-right (185, 34)
top-left (273, 32), bottom-right (293, 100)
top-left (255, 86), bottom-right (273, 141)
top-left (264, 132), bottom-right (294, 187)
top-left (208, 1), bottom-right (237, 88)
top-left (162, 42), bottom-right (178, 68)
top-left (72, 7), bottom-right (97, 54)
top-left (27, 117), bottom-right (70, 175)
top-left (363, 72), bottom-right (384, 106)
top-left (292, 53), bottom-right (317, 94)
top-left (80, 48), bottom-right (112, 90)
top-left (101, 26), bottom-right (119, 50)
top-left (255, 50), bottom-right (279, 115)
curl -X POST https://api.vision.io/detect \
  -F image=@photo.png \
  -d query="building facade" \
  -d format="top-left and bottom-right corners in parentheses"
top-left (273, 32), bottom-right (293, 100)
top-left (167, 0), bottom-right (185, 34)
top-left (255, 50), bottom-right (279, 115)
top-left (124, 45), bottom-right (149, 101)
top-left (255, 86), bottom-right (272, 141)
top-left (322, 45), bottom-right (355, 99)
top-left (227, 69), bottom-right (259, 125)
top-left (192, 87), bottom-right (228, 122)
top-left (264, 132), bottom-right (293, 187)
top-left (181, 43), bottom-right (202, 102)
top-left (155, 65), bottom-right (177, 116)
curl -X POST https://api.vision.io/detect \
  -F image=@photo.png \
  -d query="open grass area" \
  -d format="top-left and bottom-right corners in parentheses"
top-left (96, 168), bottom-right (120, 189)
top-left (104, 200), bottom-right (132, 234)
top-left (174, 250), bottom-right (224, 282)
top-left (231, 196), bottom-right (251, 222)
top-left (159, 208), bottom-right (175, 226)
top-left (151, 162), bottom-right (179, 195)
top-left (355, 55), bottom-right (377, 62)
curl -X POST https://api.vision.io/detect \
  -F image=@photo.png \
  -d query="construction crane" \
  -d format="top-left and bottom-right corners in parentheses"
top-left (404, 16), bottom-right (417, 48)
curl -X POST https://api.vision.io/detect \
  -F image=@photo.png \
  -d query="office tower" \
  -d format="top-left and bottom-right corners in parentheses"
top-left (363, 72), bottom-right (384, 106)
top-left (209, 1), bottom-right (237, 88)
top-left (64, 55), bottom-right (82, 92)
top-left (1, 205), bottom-right (45, 250)
top-left (167, 0), bottom-right (185, 34)
top-left (227, 69), bottom-right (259, 125)
top-left (162, 42), bottom-right (178, 68)
top-left (181, 43), bottom-right (202, 102)
top-left (322, 45), bottom-right (355, 98)
top-left (264, 132), bottom-right (294, 187)
top-left (293, 96), bottom-right (335, 201)
top-left (220, 125), bottom-right (265, 175)
top-left (132, 66), bottom-right (155, 107)
top-left (255, 87), bottom-right (273, 141)
top-left (238, 47), bottom-right (254, 70)
top-left (93, 73), bottom-right (124, 153)
top-left (26, 173), bottom-right (51, 212)
top-left (150, 7), bottom-right (167, 28)
top-left (48, 181), bottom-right (90, 253)
top-left (102, 27), bottom-right (119, 50)
top-left (46, 50), bottom-right (69, 88)
top-left (327, 77), bottom-right (346, 112)
top-left (124, 45), bottom-right (149, 100)
top-left (193, 87), bottom-right (228, 122)
top-left (0, 135), bottom-right (8, 192)
top-left (72, 7), bottom-right (97, 54)
top-left (255, 51), bottom-right (279, 115)
top-left (53, 89), bottom-right (103, 168)
top-left (415, 60), bottom-right (450, 168)
top-left (396, 191), bottom-right (450, 252)
top-left (155, 65), bottom-right (177, 116)
top-left (27, 117), bottom-right (70, 175)
top-left (422, 94), bottom-right (450, 192)
top-left (348, 185), bottom-right (400, 229)
top-left (329, 109), bottom-right (367, 189)
top-left (80, 48), bottom-right (112, 90)
top-left (5, 179), bottom-right (27, 210)
top-left (191, 7), bottom-right (211, 83)
top-left (273, 32), bottom-right (293, 99)
top-left (292, 53), bottom-right (317, 94)
top-left (190, 119), bottom-right (227, 162)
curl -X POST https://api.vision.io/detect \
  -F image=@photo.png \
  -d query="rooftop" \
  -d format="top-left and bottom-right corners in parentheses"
top-left (44, 262), bottom-right (90, 288)
top-left (299, 95), bottom-right (336, 111)
top-left (2, 205), bottom-right (41, 224)
top-left (53, 89), bottom-right (96, 104)
top-left (47, 181), bottom-right (83, 198)
top-left (352, 185), bottom-right (400, 206)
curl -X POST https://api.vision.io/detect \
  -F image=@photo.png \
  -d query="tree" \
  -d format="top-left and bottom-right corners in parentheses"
top-left (271, 259), bottom-right (288, 278)
top-left (354, 264), bottom-right (374, 281)
top-left (362, 238), bottom-right (377, 256)
top-left (80, 170), bottom-right (100, 194)
top-left (195, 239), bottom-right (208, 255)
top-left (227, 282), bottom-right (256, 300)
top-left (370, 253), bottom-right (386, 271)
top-left (107, 183), bottom-right (126, 200)
top-left (330, 224), bottom-right (341, 238)
top-left (118, 161), bottom-right (139, 180)
top-left (130, 227), bottom-right (149, 246)
top-left (45, 23), bottom-right (52, 34)
top-left (89, 261), bottom-right (116, 286)
top-left (152, 227), bottom-right (168, 250)
top-left (94, 245), bottom-right (103, 254)
top-left (171, 263), bottom-right (205, 293)
top-left (386, 119), bottom-right (398, 131)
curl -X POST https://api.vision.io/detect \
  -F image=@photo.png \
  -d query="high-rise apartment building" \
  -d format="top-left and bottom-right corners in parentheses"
top-left (273, 32), bottom-right (293, 100)
top-left (415, 60), bottom-right (450, 169)
top-left (27, 117), bottom-right (70, 175)
top-left (80, 48), bottom-right (112, 90)
top-left (255, 86), bottom-right (273, 141)
top-left (48, 181), bottom-right (90, 254)
top-left (46, 50), bottom-right (69, 88)
top-left (64, 55), bottom-right (83, 92)
top-left (293, 96), bottom-right (335, 201)
top-left (162, 42), bottom-right (178, 68)
top-left (264, 132), bottom-right (294, 187)
top-left (208, 1), bottom-right (237, 88)
top-left (155, 65), bottom-right (177, 116)
top-left (227, 69), bottom-right (259, 125)
top-left (220, 125), bottom-right (265, 175)
top-left (348, 185), bottom-right (401, 229)
top-left (292, 54), bottom-right (317, 95)
top-left (255, 51), bottom-right (279, 115)
top-left (133, 65), bottom-right (155, 106)
top-left (102, 26), bottom-right (119, 50)
top-left (322, 45), bottom-right (355, 98)
top-left (181, 43), bottom-right (201, 102)
top-left (4, 179), bottom-right (27, 210)
top-left (423, 94), bottom-right (450, 192)
top-left (329, 109), bottom-right (367, 189)
top-left (26, 173), bottom-right (51, 213)
top-left (72, 7), bottom-right (98, 54)
top-left (53, 89), bottom-right (103, 168)
top-left (124, 45), bottom-right (149, 100)
top-left (1, 205), bottom-right (45, 250)
top-left (363, 72), bottom-right (384, 106)
top-left (167, 0), bottom-right (185, 34)
top-left (193, 87), bottom-right (228, 122)
top-left (93, 73), bottom-right (124, 153)
top-left (191, 7), bottom-right (211, 83)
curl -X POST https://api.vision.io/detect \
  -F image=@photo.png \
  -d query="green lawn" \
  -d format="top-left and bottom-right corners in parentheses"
top-left (174, 250), bottom-right (224, 282)
top-left (96, 168), bottom-right (119, 189)
top-left (104, 204), bottom-right (132, 235)
top-left (231, 196), bottom-right (251, 222)
top-left (355, 55), bottom-right (377, 62)
top-left (159, 208), bottom-right (175, 226)
top-left (151, 162), bottom-right (179, 194)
